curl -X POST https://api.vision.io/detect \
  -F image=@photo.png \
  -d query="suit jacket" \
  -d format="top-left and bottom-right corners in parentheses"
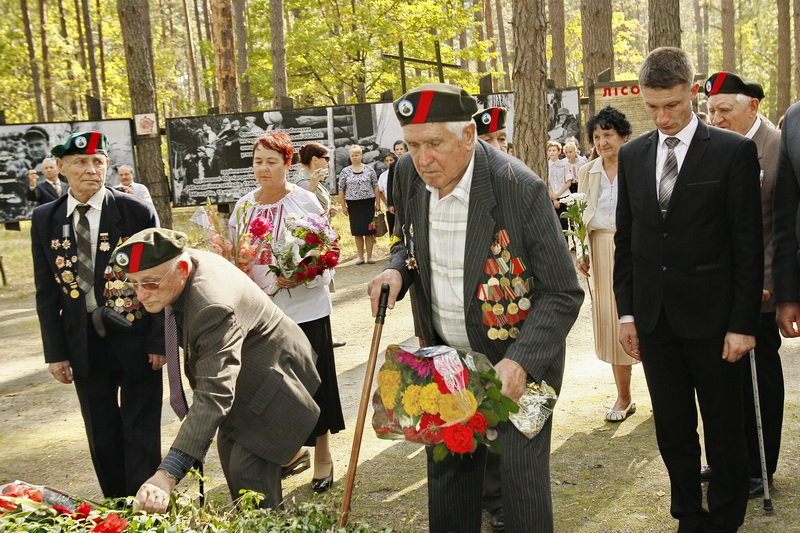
top-left (31, 187), bottom-right (165, 379)
top-left (751, 120), bottom-right (781, 312)
top-left (771, 101), bottom-right (800, 304)
top-left (388, 140), bottom-right (583, 391)
top-left (170, 250), bottom-right (321, 465)
top-left (26, 179), bottom-right (69, 205)
top-left (614, 120), bottom-right (763, 339)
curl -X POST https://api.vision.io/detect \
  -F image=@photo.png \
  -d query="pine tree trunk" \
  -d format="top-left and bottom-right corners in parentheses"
top-left (21, 0), bottom-right (46, 121)
top-left (580, 0), bottom-right (613, 86)
top-left (234, 0), bottom-right (252, 111)
top-left (57, 0), bottom-right (79, 117)
top-left (495, 0), bottom-right (511, 90)
top-left (39, 0), bottom-right (54, 120)
top-left (210, 0), bottom-right (240, 112)
top-left (182, 0), bottom-right (202, 106)
top-left (484, 0), bottom-right (498, 91)
top-left (204, 0), bottom-right (218, 106)
top-left (194, 0), bottom-right (213, 105)
top-left (475, 0), bottom-right (486, 73)
top-left (512, 0), bottom-right (549, 180)
top-left (81, 0), bottom-right (104, 116)
top-left (116, 0), bottom-right (173, 228)
top-left (692, 0), bottom-right (707, 76)
top-left (460, 28), bottom-right (469, 71)
top-left (777, 0), bottom-right (791, 118)
top-left (648, 0), bottom-right (681, 50)
top-left (270, 0), bottom-right (288, 107)
top-left (721, 0), bottom-right (735, 71)
top-left (794, 0), bottom-right (800, 101)
top-left (95, 0), bottom-right (106, 85)
top-left (548, 0), bottom-right (566, 87)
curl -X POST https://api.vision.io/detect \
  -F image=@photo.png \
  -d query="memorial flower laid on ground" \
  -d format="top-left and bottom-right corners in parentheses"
top-left (372, 345), bottom-right (519, 461)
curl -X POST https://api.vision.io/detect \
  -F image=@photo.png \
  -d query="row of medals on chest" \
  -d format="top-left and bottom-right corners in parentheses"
top-left (479, 233), bottom-right (531, 341)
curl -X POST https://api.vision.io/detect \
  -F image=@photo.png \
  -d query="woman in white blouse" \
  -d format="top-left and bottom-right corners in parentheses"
top-left (230, 132), bottom-right (344, 493)
top-left (576, 106), bottom-right (636, 423)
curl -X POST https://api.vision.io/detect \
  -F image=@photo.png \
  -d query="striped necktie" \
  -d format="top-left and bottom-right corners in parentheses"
top-left (165, 305), bottom-right (189, 420)
top-left (658, 137), bottom-right (681, 216)
top-left (75, 205), bottom-right (94, 295)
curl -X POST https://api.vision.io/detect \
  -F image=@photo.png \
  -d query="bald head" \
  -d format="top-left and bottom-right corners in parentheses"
top-left (118, 165), bottom-right (135, 186)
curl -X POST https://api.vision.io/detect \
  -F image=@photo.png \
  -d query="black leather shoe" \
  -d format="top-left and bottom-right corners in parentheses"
top-left (489, 508), bottom-right (505, 532)
top-left (332, 339), bottom-right (347, 348)
top-left (312, 465), bottom-right (334, 493)
top-left (281, 450), bottom-right (310, 479)
top-left (700, 465), bottom-right (712, 482)
top-left (748, 476), bottom-right (774, 498)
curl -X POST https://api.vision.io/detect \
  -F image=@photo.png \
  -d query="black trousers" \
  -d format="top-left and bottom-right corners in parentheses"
top-left (638, 311), bottom-right (748, 533)
top-left (73, 328), bottom-right (162, 498)
top-left (743, 312), bottom-right (784, 478)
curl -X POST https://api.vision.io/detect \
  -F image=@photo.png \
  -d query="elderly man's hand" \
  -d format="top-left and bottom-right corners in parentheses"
top-left (133, 470), bottom-right (177, 513)
top-left (49, 361), bottom-right (73, 384)
top-left (776, 302), bottom-right (800, 338)
top-left (494, 358), bottom-right (527, 402)
top-left (721, 332), bottom-right (755, 363)
top-left (367, 269), bottom-right (402, 317)
top-left (148, 354), bottom-right (167, 370)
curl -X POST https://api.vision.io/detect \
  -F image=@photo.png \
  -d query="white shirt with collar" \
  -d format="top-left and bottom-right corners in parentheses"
top-left (655, 113), bottom-right (699, 192)
top-left (427, 154), bottom-right (475, 350)
top-left (744, 116), bottom-right (762, 139)
top-left (66, 187), bottom-right (106, 311)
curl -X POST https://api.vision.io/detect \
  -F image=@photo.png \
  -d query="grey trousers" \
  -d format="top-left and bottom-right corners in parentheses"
top-left (217, 430), bottom-right (283, 509)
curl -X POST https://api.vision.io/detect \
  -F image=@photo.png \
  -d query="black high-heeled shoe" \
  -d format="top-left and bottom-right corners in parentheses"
top-left (281, 450), bottom-right (310, 479)
top-left (311, 465), bottom-right (333, 493)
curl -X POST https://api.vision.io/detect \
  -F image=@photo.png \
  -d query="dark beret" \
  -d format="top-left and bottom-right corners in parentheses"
top-left (704, 72), bottom-right (765, 101)
top-left (23, 126), bottom-right (49, 142)
top-left (473, 107), bottom-right (507, 136)
top-left (113, 228), bottom-right (188, 273)
top-left (51, 131), bottom-right (110, 158)
top-left (394, 83), bottom-right (478, 126)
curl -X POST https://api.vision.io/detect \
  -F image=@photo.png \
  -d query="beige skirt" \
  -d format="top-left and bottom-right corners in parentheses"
top-left (588, 229), bottom-right (637, 366)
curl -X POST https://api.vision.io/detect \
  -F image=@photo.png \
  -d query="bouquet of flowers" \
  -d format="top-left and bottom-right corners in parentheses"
top-left (560, 192), bottom-right (588, 255)
top-left (266, 213), bottom-right (340, 296)
top-left (193, 199), bottom-right (274, 277)
top-left (372, 345), bottom-right (519, 461)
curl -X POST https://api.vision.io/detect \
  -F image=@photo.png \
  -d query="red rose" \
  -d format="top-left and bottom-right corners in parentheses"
top-left (433, 368), bottom-right (469, 394)
top-left (304, 233), bottom-right (322, 245)
top-left (91, 513), bottom-right (128, 533)
top-left (442, 424), bottom-right (476, 454)
top-left (53, 505), bottom-right (71, 515)
top-left (248, 217), bottom-right (271, 238)
top-left (74, 502), bottom-right (93, 519)
top-left (466, 412), bottom-right (488, 434)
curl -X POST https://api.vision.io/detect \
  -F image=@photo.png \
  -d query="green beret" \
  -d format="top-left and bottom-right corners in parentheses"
top-left (51, 131), bottom-right (110, 158)
top-left (473, 107), bottom-right (507, 136)
top-left (394, 83), bottom-right (478, 126)
top-left (113, 228), bottom-right (188, 273)
top-left (704, 72), bottom-right (765, 101)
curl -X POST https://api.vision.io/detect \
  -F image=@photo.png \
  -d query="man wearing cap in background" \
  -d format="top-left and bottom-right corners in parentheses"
top-left (23, 125), bottom-right (50, 169)
top-left (26, 157), bottom-right (69, 205)
top-left (30, 131), bottom-right (165, 499)
top-left (473, 107), bottom-right (509, 153)
top-left (704, 71), bottom-right (784, 499)
top-left (367, 83), bottom-right (583, 533)
top-left (116, 164), bottom-right (153, 204)
top-left (112, 228), bottom-right (320, 513)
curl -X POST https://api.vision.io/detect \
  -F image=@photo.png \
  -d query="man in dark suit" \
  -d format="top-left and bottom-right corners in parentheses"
top-left (368, 83), bottom-right (583, 533)
top-left (113, 229), bottom-right (321, 513)
top-left (704, 71), bottom-right (784, 498)
top-left (26, 157), bottom-right (69, 205)
top-left (31, 132), bottom-right (165, 499)
top-left (614, 49), bottom-right (763, 533)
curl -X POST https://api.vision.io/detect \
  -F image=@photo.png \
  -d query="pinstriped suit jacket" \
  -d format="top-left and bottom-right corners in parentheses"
top-left (388, 140), bottom-right (583, 392)
top-left (170, 250), bottom-right (321, 465)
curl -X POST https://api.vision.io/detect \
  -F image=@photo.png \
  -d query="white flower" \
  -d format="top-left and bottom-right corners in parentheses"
top-left (562, 192), bottom-right (587, 206)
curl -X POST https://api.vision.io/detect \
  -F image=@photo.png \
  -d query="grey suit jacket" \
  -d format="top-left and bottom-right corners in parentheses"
top-left (752, 120), bottom-right (781, 312)
top-left (388, 140), bottom-right (583, 392)
top-left (170, 250), bottom-right (321, 465)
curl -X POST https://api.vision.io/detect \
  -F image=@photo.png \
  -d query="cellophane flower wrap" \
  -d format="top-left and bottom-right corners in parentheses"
top-left (508, 380), bottom-right (558, 439)
top-left (266, 213), bottom-right (340, 296)
top-left (192, 198), bottom-right (273, 277)
top-left (372, 345), bottom-right (519, 461)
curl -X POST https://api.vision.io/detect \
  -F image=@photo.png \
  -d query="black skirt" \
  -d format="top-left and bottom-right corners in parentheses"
top-left (346, 198), bottom-right (376, 236)
top-left (298, 315), bottom-right (346, 445)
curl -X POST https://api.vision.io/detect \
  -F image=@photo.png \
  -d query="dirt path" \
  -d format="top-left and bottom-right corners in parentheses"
top-left (1, 254), bottom-right (799, 532)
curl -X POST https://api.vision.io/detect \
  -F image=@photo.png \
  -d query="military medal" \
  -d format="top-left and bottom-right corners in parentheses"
top-left (507, 302), bottom-right (519, 315)
top-left (62, 238), bottom-right (71, 249)
top-left (126, 313), bottom-right (135, 322)
top-left (482, 302), bottom-right (492, 312)
top-left (55, 256), bottom-right (65, 269)
top-left (487, 328), bottom-right (499, 340)
top-left (502, 250), bottom-right (511, 262)
top-left (497, 328), bottom-right (509, 341)
top-left (51, 239), bottom-right (61, 250)
top-left (491, 243), bottom-right (501, 255)
top-left (488, 277), bottom-right (500, 286)
top-left (499, 276), bottom-right (510, 287)
top-left (70, 289), bottom-right (80, 299)
top-left (61, 271), bottom-right (74, 284)
top-left (115, 297), bottom-right (125, 307)
top-left (518, 297), bottom-right (531, 311)
top-left (99, 233), bottom-right (110, 252)
top-left (509, 327), bottom-right (520, 339)
top-left (135, 310), bottom-right (143, 319)
top-left (492, 303), bottom-right (504, 315)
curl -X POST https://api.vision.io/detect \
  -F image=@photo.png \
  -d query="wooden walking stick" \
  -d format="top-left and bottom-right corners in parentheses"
top-left (337, 283), bottom-right (390, 528)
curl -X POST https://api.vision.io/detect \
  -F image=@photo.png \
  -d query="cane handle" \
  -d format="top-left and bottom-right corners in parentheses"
top-left (376, 283), bottom-right (390, 324)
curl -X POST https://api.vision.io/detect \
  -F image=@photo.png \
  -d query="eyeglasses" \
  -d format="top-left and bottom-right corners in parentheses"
top-left (322, 155), bottom-right (330, 161)
top-left (124, 266), bottom-right (175, 291)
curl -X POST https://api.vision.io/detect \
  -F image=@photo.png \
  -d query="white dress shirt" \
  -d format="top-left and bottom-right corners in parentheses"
top-left (587, 160), bottom-right (618, 232)
top-left (655, 114), bottom-right (699, 191)
top-left (427, 155), bottom-right (475, 350)
top-left (66, 187), bottom-right (106, 311)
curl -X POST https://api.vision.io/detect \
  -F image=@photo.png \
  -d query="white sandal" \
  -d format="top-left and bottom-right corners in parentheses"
top-left (605, 402), bottom-right (636, 422)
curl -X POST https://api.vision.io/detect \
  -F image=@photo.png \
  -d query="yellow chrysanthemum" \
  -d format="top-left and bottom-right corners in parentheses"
top-left (380, 387), bottom-right (398, 410)
top-left (419, 383), bottom-right (442, 414)
top-left (438, 389), bottom-right (478, 423)
top-left (377, 370), bottom-right (402, 410)
top-left (401, 384), bottom-right (425, 416)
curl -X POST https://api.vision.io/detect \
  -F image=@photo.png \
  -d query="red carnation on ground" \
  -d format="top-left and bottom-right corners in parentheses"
top-left (466, 412), bottom-right (488, 434)
top-left (74, 501), bottom-right (93, 519)
top-left (91, 513), bottom-right (128, 533)
top-left (442, 424), bottom-right (475, 454)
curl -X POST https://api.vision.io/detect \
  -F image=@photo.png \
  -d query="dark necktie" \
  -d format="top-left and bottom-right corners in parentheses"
top-left (658, 137), bottom-right (681, 216)
top-left (165, 305), bottom-right (189, 420)
top-left (75, 205), bottom-right (94, 295)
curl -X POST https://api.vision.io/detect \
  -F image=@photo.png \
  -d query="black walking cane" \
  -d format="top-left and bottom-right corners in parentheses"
top-left (337, 284), bottom-right (390, 528)
top-left (748, 348), bottom-right (773, 511)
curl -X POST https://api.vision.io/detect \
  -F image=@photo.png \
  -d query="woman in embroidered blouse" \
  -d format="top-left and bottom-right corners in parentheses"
top-left (576, 106), bottom-right (636, 423)
top-left (229, 132), bottom-right (344, 493)
top-left (337, 145), bottom-right (380, 264)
